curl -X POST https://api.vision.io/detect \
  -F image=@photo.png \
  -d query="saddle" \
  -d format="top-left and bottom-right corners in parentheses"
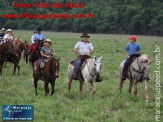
top-left (33, 58), bottom-right (51, 71)
top-left (70, 58), bottom-right (87, 70)
top-left (70, 57), bottom-right (102, 82)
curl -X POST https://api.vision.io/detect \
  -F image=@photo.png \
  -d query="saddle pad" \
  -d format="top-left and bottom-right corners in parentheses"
top-left (33, 59), bottom-right (41, 70)
top-left (29, 43), bottom-right (38, 54)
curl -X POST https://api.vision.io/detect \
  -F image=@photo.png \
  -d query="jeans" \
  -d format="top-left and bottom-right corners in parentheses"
top-left (73, 58), bottom-right (82, 76)
top-left (36, 58), bottom-right (44, 71)
top-left (122, 57), bottom-right (133, 76)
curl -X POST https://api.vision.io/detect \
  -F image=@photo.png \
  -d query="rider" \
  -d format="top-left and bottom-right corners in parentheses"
top-left (33, 28), bottom-right (45, 44)
top-left (3, 29), bottom-right (14, 60)
top-left (0, 28), bottom-right (6, 42)
top-left (122, 35), bottom-right (141, 80)
top-left (73, 33), bottom-right (94, 80)
top-left (36, 39), bottom-right (53, 71)
top-left (31, 30), bottom-right (37, 44)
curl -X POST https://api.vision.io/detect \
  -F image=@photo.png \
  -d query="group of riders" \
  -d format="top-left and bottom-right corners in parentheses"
top-left (0, 27), bottom-right (142, 81)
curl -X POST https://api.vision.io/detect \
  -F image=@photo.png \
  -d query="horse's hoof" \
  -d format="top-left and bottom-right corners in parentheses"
top-left (145, 98), bottom-right (149, 103)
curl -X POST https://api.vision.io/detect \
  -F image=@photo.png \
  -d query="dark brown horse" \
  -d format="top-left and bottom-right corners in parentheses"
top-left (33, 57), bottom-right (60, 96)
top-left (0, 41), bottom-right (29, 76)
top-left (0, 41), bottom-right (13, 75)
top-left (29, 41), bottom-right (44, 66)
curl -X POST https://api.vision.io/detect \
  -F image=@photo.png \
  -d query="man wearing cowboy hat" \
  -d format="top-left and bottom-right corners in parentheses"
top-left (3, 29), bottom-right (14, 43)
top-left (73, 33), bottom-right (94, 79)
top-left (0, 28), bottom-right (6, 41)
top-left (2, 29), bottom-right (14, 61)
top-left (31, 30), bottom-right (37, 43)
top-left (36, 39), bottom-right (53, 71)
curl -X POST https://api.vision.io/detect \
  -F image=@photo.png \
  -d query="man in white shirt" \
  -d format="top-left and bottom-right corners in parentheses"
top-left (31, 30), bottom-right (37, 43)
top-left (3, 29), bottom-right (13, 43)
top-left (73, 33), bottom-right (94, 79)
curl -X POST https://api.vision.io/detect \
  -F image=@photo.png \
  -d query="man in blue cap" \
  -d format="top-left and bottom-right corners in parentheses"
top-left (31, 30), bottom-right (37, 43)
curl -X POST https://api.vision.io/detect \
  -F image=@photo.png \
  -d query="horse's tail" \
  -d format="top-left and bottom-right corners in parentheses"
top-left (66, 63), bottom-right (74, 83)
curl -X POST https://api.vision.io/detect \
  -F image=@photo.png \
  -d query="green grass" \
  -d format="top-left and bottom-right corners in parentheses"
top-left (0, 30), bottom-right (163, 122)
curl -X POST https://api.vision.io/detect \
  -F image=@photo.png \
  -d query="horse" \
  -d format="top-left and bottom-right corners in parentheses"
top-left (33, 57), bottom-right (60, 96)
top-left (67, 56), bottom-right (102, 95)
top-left (13, 37), bottom-right (21, 48)
top-left (119, 54), bottom-right (151, 102)
top-left (29, 40), bottom-right (44, 66)
top-left (0, 41), bottom-right (29, 76)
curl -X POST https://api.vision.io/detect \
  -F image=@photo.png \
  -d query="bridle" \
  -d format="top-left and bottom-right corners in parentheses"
top-left (86, 58), bottom-right (98, 77)
top-left (131, 58), bottom-right (145, 75)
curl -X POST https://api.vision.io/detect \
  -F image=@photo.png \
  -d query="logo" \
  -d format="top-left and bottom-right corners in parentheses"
top-left (2, 105), bottom-right (33, 121)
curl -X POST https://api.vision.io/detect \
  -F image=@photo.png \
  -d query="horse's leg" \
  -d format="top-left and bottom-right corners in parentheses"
top-left (92, 81), bottom-right (96, 95)
top-left (134, 81), bottom-right (137, 97)
top-left (0, 62), bottom-right (4, 76)
top-left (80, 81), bottom-right (83, 95)
top-left (34, 77), bottom-right (38, 95)
top-left (50, 80), bottom-right (55, 96)
top-left (119, 78), bottom-right (124, 93)
top-left (15, 63), bottom-right (20, 76)
top-left (0, 63), bottom-right (3, 76)
top-left (85, 80), bottom-right (89, 93)
top-left (68, 78), bottom-right (72, 94)
top-left (129, 80), bottom-right (133, 95)
top-left (44, 81), bottom-right (49, 96)
top-left (13, 64), bottom-right (16, 75)
top-left (143, 80), bottom-right (148, 103)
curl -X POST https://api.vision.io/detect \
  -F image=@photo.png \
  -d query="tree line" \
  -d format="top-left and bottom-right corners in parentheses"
top-left (0, 0), bottom-right (162, 36)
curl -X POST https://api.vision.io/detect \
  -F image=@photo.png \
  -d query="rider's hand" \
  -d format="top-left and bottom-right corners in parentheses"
top-left (87, 53), bottom-right (91, 56)
top-left (127, 55), bottom-right (130, 58)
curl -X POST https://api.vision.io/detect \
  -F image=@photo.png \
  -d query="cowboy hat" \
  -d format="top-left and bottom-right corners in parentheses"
top-left (7, 29), bottom-right (12, 33)
top-left (45, 39), bottom-right (52, 45)
top-left (81, 33), bottom-right (90, 38)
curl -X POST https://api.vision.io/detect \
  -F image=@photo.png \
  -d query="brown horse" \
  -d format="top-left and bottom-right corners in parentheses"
top-left (0, 41), bottom-right (13, 75)
top-left (33, 57), bottom-right (60, 96)
top-left (0, 41), bottom-right (29, 76)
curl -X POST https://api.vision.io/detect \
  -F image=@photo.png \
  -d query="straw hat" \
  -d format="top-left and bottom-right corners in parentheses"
top-left (7, 29), bottom-right (12, 33)
top-left (45, 39), bottom-right (52, 45)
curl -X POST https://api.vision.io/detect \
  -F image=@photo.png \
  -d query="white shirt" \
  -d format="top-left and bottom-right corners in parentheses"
top-left (31, 35), bottom-right (35, 43)
top-left (74, 41), bottom-right (94, 55)
top-left (3, 34), bottom-right (13, 42)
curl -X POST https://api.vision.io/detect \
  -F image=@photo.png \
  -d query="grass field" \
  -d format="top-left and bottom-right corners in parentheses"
top-left (0, 30), bottom-right (162, 122)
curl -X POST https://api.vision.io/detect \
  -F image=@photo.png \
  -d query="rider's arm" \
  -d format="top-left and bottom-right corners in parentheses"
top-left (136, 44), bottom-right (141, 54)
top-left (74, 48), bottom-right (80, 56)
top-left (125, 51), bottom-right (130, 58)
top-left (41, 52), bottom-right (50, 58)
top-left (87, 50), bottom-right (94, 56)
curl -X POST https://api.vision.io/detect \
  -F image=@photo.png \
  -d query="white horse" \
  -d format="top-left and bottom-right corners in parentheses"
top-left (119, 54), bottom-right (151, 102)
top-left (67, 56), bottom-right (102, 95)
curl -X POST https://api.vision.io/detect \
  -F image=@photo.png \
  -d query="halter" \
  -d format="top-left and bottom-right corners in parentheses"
top-left (130, 58), bottom-right (145, 81)
top-left (86, 58), bottom-right (97, 77)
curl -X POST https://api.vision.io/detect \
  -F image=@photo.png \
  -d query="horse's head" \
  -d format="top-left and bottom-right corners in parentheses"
top-left (23, 41), bottom-right (29, 53)
top-left (139, 54), bottom-right (152, 79)
top-left (93, 56), bottom-right (102, 74)
top-left (51, 57), bottom-right (60, 78)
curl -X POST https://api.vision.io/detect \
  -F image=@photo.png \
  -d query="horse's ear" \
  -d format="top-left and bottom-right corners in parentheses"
top-left (94, 56), bottom-right (97, 60)
top-left (25, 40), bottom-right (27, 43)
top-left (99, 56), bottom-right (102, 60)
top-left (58, 57), bottom-right (60, 60)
